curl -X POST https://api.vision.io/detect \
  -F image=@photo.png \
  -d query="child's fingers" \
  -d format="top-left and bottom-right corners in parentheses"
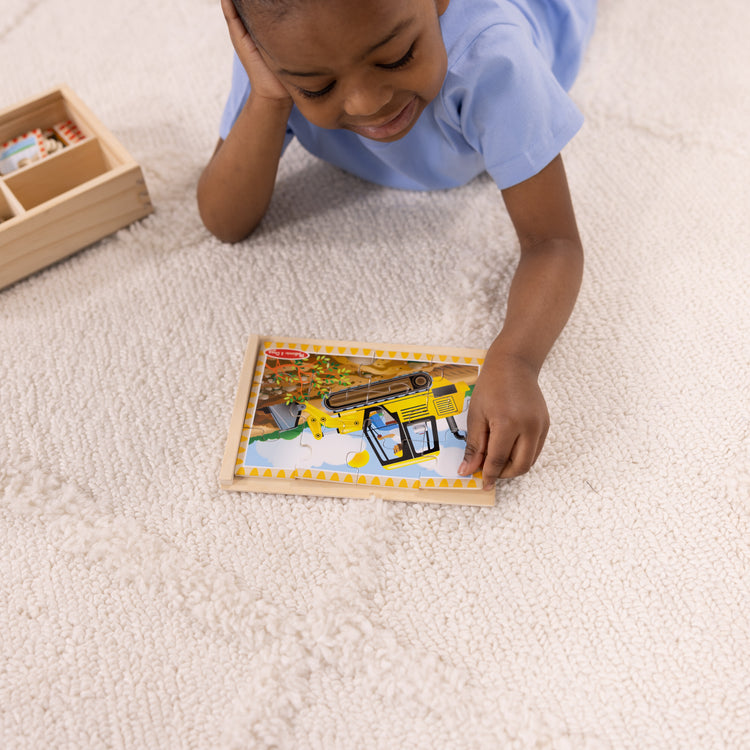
top-left (495, 419), bottom-right (548, 479)
top-left (220, 0), bottom-right (239, 27)
top-left (220, 0), bottom-right (253, 50)
top-left (458, 414), bottom-right (488, 477)
top-left (480, 427), bottom-right (517, 489)
top-left (458, 442), bottom-right (485, 477)
top-left (499, 433), bottom-right (538, 479)
top-left (218, 1), bottom-right (291, 102)
top-left (533, 421), bottom-right (549, 464)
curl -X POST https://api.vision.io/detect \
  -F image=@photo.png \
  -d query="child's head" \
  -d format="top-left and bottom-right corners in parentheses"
top-left (233, 0), bottom-right (450, 142)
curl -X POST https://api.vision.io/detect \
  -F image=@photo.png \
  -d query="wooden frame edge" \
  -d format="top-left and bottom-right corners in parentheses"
top-left (220, 334), bottom-right (260, 487)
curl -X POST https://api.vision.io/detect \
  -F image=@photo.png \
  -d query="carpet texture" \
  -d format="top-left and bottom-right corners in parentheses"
top-left (1, 0), bottom-right (749, 747)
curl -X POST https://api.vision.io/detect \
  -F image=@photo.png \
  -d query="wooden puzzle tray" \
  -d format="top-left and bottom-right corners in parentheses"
top-left (221, 335), bottom-right (494, 506)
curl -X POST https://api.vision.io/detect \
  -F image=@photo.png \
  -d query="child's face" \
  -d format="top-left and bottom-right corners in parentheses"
top-left (249, 0), bottom-right (450, 142)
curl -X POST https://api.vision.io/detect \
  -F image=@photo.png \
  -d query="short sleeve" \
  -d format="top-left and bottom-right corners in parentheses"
top-left (444, 24), bottom-right (584, 189)
top-left (218, 52), bottom-right (294, 151)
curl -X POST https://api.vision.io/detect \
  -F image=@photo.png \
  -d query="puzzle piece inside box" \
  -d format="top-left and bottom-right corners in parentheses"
top-left (223, 336), bottom-right (489, 504)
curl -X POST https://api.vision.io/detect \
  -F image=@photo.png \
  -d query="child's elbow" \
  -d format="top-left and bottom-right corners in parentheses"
top-left (196, 184), bottom-right (259, 244)
top-left (201, 213), bottom-right (256, 244)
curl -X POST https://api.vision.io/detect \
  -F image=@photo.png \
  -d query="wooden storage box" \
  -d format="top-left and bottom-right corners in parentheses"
top-left (0, 85), bottom-right (153, 289)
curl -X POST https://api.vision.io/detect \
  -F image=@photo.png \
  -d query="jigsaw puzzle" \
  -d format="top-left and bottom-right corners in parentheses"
top-left (220, 335), bottom-right (493, 506)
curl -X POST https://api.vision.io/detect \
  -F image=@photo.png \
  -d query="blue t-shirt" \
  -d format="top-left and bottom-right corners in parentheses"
top-left (219, 0), bottom-right (596, 191)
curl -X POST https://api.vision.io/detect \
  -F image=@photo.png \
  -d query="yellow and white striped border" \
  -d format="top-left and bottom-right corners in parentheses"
top-left (420, 476), bottom-right (482, 490)
top-left (258, 339), bottom-right (485, 366)
top-left (236, 466), bottom-right (297, 479)
top-left (236, 353), bottom-right (268, 467)
top-left (235, 466), bottom-right (482, 490)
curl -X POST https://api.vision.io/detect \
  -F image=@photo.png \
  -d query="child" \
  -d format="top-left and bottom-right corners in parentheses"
top-left (198, 0), bottom-right (596, 491)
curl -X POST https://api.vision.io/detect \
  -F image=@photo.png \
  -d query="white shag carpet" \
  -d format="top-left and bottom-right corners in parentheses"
top-left (1, 0), bottom-right (749, 747)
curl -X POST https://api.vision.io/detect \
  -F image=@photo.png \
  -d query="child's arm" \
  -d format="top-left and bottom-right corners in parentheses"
top-left (458, 154), bottom-right (583, 489)
top-left (197, 0), bottom-right (292, 242)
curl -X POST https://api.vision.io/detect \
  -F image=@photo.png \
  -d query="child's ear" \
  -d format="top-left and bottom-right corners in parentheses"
top-left (435, 0), bottom-right (450, 16)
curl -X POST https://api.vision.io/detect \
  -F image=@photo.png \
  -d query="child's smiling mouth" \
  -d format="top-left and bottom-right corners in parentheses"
top-left (348, 96), bottom-right (419, 141)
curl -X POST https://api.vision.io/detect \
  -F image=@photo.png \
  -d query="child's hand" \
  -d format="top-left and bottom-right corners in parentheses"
top-left (220, 0), bottom-right (291, 103)
top-left (458, 351), bottom-right (550, 490)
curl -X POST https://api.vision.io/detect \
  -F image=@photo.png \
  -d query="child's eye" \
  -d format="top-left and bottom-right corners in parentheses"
top-left (378, 43), bottom-right (416, 70)
top-left (297, 81), bottom-right (335, 100)
top-left (295, 41), bottom-right (416, 99)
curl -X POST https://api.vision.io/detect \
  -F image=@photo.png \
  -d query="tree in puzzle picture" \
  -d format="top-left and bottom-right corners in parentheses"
top-left (235, 340), bottom-right (484, 491)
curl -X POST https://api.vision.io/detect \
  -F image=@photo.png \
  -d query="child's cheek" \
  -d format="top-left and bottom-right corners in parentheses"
top-left (293, 99), bottom-right (338, 130)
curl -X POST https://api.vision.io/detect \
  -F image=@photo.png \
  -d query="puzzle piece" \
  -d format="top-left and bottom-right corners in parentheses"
top-left (364, 409), bottom-right (404, 459)
top-left (347, 352), bottom-right (377, 381)
top-left (236, 423), bottom-right (305, 481)
top-left (342, 430), bottom-right (371, 487)
top-left (354, 416), bottom-right (421, 491)
top-left (295, 420), bottom-right (364, 484)
top-left (417, 407), bottom-right (483, 491)
top-left (262, 402), bottom-right (305, 432)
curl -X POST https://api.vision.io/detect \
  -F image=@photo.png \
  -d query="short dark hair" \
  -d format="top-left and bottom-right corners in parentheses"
top-left (231, 0), bottom-right (301, 32)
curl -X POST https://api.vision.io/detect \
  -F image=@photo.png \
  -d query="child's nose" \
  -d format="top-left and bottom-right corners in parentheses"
top-left (342, 75), bottom-right (392, 118)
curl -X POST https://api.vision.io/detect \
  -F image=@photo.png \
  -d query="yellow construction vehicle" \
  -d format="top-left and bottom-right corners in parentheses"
top-left (302, 371), bottom-right (469, 470)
